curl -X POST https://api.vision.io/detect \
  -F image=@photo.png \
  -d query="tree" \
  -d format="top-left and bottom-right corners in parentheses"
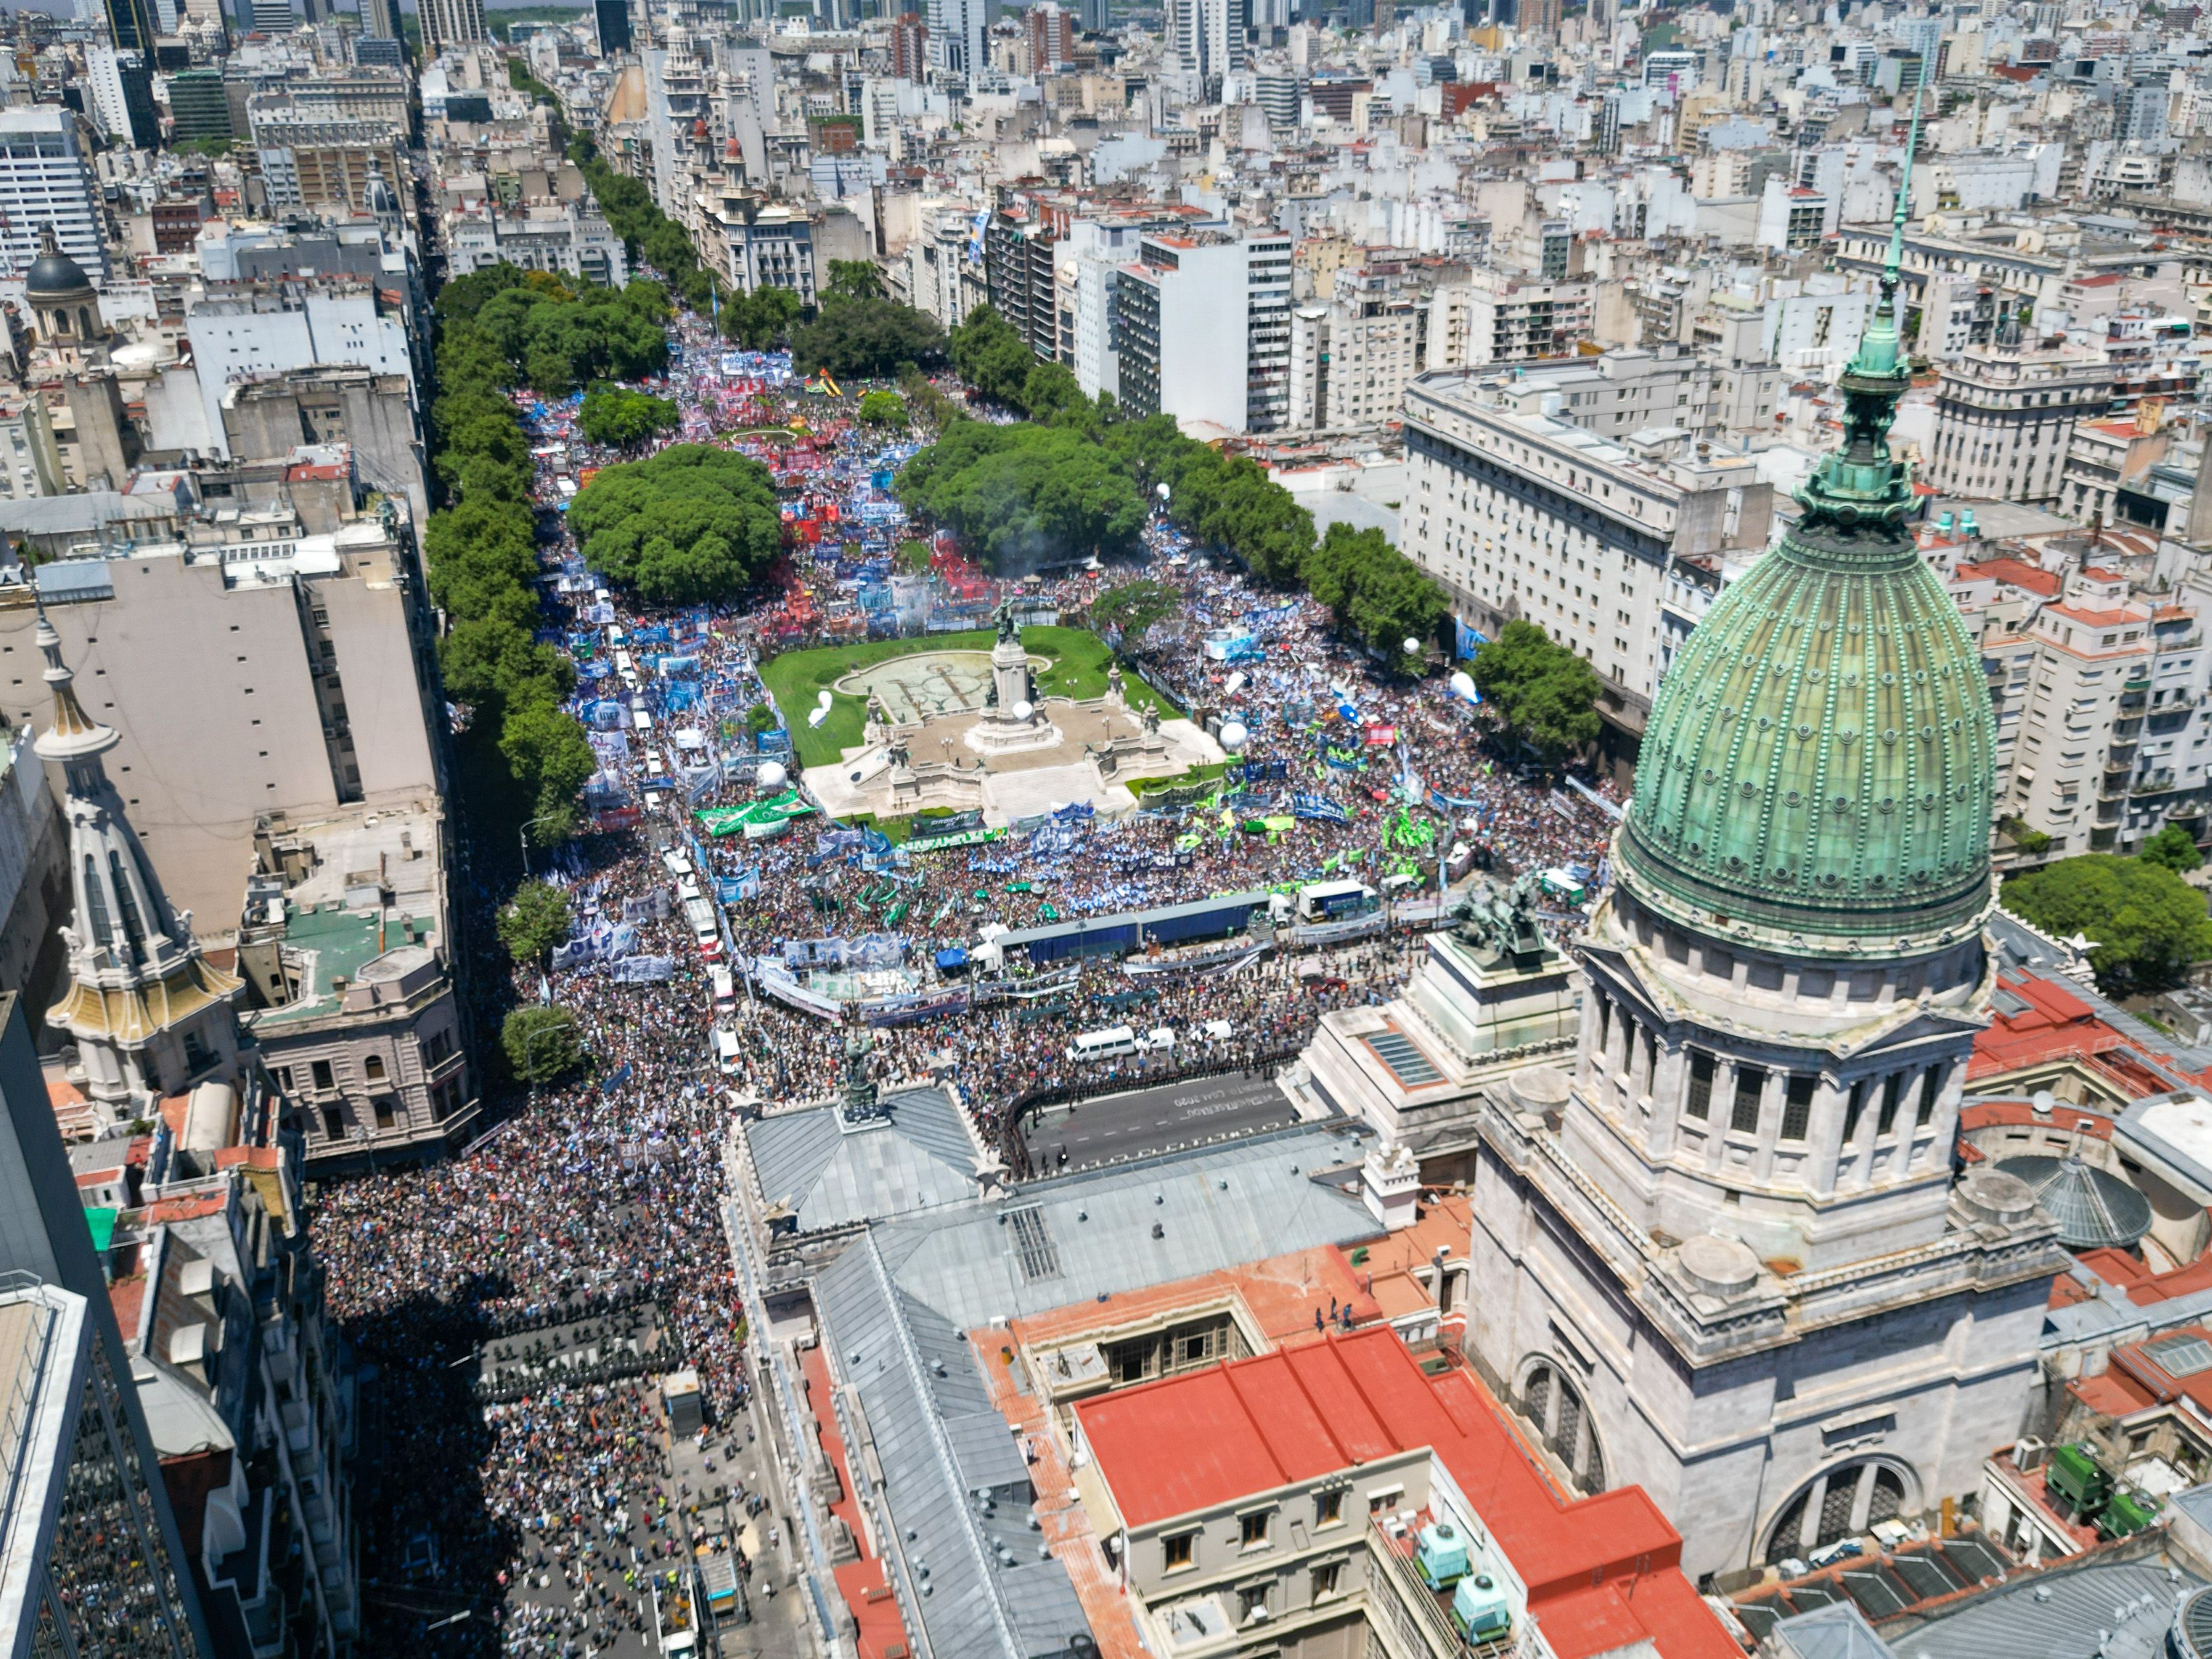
top-left (2001, 854), bottom-right (2212, 996)
top-left (503, 1006), bottom-right (584, 1084)
top-left (500, 701), bottom-right (596, 844)
top-left (826, 259), bottom-right (885, 301)
top-left (497, 880), bottom-right (574, 965)
top-left (947, 305), bottom-right (1036, 407)
top-left (1090, 579), bottom-right (1182, 649)
top-left (896, 422), bottom-right (1146, 569)
top-left (579, 383), bottom-right (679, 448)
top-left (2142, 824), bottom-right (2205, 875)
top-left (571, 444), bottom-right (784, 602)
top-left (724, 285), bottom-right (802, 350)
top-left (790, 297), bottom-right (945, 380)
top-left (858, 390), bottom-right (909, 428)
top-left (1470, 620), bottom-right (1602, 760)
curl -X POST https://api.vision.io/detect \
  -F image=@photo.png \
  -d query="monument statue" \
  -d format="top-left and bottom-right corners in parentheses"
top-left (994, 596), bottom-right (1020, 644)
top-left (1449, 873), bottom-right (1552, 969)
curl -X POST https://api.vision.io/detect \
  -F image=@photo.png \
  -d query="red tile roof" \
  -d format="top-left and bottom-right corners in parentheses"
top-left (1077, 1329), bottom-right (1734, 1659)
top-left (1953, 557), bottom-right (2060, 598)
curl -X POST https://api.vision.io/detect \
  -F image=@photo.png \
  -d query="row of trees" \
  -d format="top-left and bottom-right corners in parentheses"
top-left (439, 262), bottom-right (671, 398)
top-left (578, 383), bottom-right (679, 448)
top-left (791, 261), bottom-right (946, 381)
top-left (424, 267), bottom-right (597, 847)
top-left (1467, 620), bottom-right (1604, 761)
top-left (569, 444), bottom-right (785, 604)
top-left (921, 305), bottom-right (1448, 663)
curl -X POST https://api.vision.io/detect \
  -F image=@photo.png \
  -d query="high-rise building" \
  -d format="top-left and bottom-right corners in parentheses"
top-left (420, 0), bottom-right (488, 55)
top-left (103, 0), bottom-right (155, 52)
top-left (248, 0), bottom-right (291, 31)
top-left (1114, 230), bottom-right (1291, 434)
top-left (1075, 0), bottom-right (1106, 29)
top-left (0, 109), bottom-right (107, 284)
top-left (891, 9), bottom-right (928, 80)
top-left (1459, 141), bottom-right (2068, 1586)
top-left (360, 0), bottom-right (397, 36)
top-left (594, 0), bottom-right (631, 49)
top-left (926, 0), bottom-right (984, 79)
top-left (1024, 0), bottom-right (1074, 69)
top-left (1924, 311), bottom-right (2113, 504)
top-left (1169, 0), bottom-right (1239, 91)
top-left (166, 66), bottom-right (234, 142)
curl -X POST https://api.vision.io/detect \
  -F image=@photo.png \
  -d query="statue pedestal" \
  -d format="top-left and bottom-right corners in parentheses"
top-left (1297, 928), bottom-right (1578, 1159)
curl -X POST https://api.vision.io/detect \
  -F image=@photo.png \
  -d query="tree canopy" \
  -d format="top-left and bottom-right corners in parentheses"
top-left (570, 444), bottom-right (783, 602)
top-left (2142, 824), bottom-right (2205, 875)
top-left (1302, 524), bottom-right (1449, 667)
top-left (824, 259), bottom-right (885, 301)
top-left (2001, 853), bottom-right (2212, 996)
top-left (579, 383), bottom-right (679, 448)
top-left (1470, 620), bottom-right (1603, 760)
top-left (497, 880), bottom-right (574, 965)
top-left (947, 305), bottom-right (1036, 408)
top-left (790, 295), bottom-right (945, 380)
top-left (857, 390), bottom-right (908, 428)
top-left (1090, 579), bottom-right (1182, 649)
top-left (503, 1006), bottom-right (584, 1084)
top-left (896, 422), bottom-right (1147, 569)
top-left (471, 275), bottom-right (670, 396)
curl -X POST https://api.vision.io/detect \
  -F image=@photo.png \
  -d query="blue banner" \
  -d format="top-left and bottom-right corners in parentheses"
top-left (1292, 794), bottom-right (1350, 825)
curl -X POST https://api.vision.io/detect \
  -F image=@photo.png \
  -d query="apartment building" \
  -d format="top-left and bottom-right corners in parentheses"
top-left (984, 204), bottom-right (1061, 363)
top-left (1924, 333), bottom-right (2114, 504)
top-left (1284, 279), bottom-right (1420, 432)
top-left (2061, 410), bottom-right (2173, 527)
top-left (443, 197), bottom-right (629, 290)
top-left (1115, 231), bottom-right (1293, 434)
top-left (0, 107), bottom-right (107, 283)
top-left (1424, 268), bottom-right (1594, 367)
top-left (1402, 367), bottom-right (1774, 734)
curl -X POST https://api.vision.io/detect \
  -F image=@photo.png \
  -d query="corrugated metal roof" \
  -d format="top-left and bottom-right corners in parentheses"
top-left (745, 1086), bottom-right (979, 1231)
top-left (1896, 1556), bottom-right (2195, 1659)
top-left (33, 559), bottom-right (113, 602)
top-left (872, 1123), bottom-right (1374, 1331)
top-left (808, 1123), bottom-right (1379, 1659)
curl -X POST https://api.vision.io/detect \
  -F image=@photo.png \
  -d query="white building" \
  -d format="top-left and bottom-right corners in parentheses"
top-left (1924, 328), bottom-right (2113, 504)
top-left (183, 293), bottom-right (414, 462)
top-left (0, 108), bottom-right (107, 283)
top-left (1114, 231), bottom-right (1292, 434)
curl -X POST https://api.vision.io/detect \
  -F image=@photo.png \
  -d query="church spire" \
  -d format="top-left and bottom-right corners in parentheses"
top-left (35, 608), bottom-right (242, 1133)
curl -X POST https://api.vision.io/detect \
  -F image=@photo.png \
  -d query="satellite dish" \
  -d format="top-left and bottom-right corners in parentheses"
top-left (1219, 720), bottom-right (1249, 753)
top-left (757, 760), bottom-right (787, 790)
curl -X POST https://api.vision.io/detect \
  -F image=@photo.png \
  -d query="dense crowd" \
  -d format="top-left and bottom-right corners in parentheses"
top-left (312, 316), bottom-right (1620, 1655)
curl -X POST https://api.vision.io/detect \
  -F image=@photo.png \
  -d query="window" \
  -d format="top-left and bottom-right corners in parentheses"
top-left (311, 1059), bottom-right (336, 1092)
top-left (1843, 1080), bottom-right (1868, 1145)
top-left (1163, 1532), bottom-right (1195, 1572)
top-left (363, 1055), bottom-right (387, 1084)
top-left (1686, 1051), bottom-right (1714, 1119)
top-left (372, 1098), bottom-right (396, 1131)
top-left (320, 1105), bottom-right (344, 1141)
top-left (1782, 1074), bottom-right (1815, 1142)
top-left (1239, 1582), bottom-right (1271, 1622)
top-left (1240, 1510), bottom-right (1271, 1548)
top-left (1731, 1065), bottom-right (1764, 1135)
top-left (1311, 1560), bottom-right (1342, 1600)
top-left (1917, 1065), bottom-right (1944, 1128)
top-left (1877, 1072), bottom-right (1904, 1137)
top-left (1316, 1490), bottom-right (1344, 1528)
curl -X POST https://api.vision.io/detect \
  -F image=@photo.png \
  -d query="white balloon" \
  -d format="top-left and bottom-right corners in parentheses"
top-left (757, 761), bottom-right (787, 790)
top-left (817, 689), bottom-right (834, 708)
top-left (1450, 670), bottom-right (1476, 700)
top-left (1404, 638), bottom-right (1423, 655)
top-left (1219, 720), bottom-right (1249, 753)
top-left (1012, 700), bottom-right (1034, 722)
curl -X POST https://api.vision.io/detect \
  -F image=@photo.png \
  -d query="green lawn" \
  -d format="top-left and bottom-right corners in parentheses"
top-left (759, 627), bottom-right (1177, 770)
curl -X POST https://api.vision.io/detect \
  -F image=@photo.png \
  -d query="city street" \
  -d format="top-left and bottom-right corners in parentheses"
top-left (1024, 1068), bottom-right (1302, 1172)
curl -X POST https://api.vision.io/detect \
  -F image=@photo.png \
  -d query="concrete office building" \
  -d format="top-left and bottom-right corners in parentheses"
top-left (1401, 367), bottom-right (1774, 736)
top-left (184, 290), bottom-right (415, 463)
top-left (1924, 323), bottom-right (2114, 505)
top-left (420, 0), bottom-right (487, 53)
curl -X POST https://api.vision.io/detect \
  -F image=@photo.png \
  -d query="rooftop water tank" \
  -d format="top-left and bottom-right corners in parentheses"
top-left (1452, 1572), bottom-right (1510, 1639)
top-left (1414, 1522), bottom-right (1470, 1589)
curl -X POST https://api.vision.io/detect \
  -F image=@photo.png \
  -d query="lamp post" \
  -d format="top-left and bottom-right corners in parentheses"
top-left (518, 813), bottom-right (567, 877)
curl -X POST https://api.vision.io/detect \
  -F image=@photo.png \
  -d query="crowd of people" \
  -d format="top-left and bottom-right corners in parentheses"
top-left (311, 315), bottom-right (1623, 1656)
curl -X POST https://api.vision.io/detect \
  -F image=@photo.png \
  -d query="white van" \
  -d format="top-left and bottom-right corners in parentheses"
top-left (607, 626), bottom-right (627, 647)
top-left (1200, 1019), bottom-right (1234, 1042)
top-left (646, 751), bottom-right (667, 780)
top-left (632, 708), bottom-right (653, 734)
top-left (1139, 1026), bottom-right (1175, 1053)
top-left (710, 966), bottom-right (736, 1010)
top-left (661, 849), bottom-right (693, 877)
top-left (1066, 1026), bottom-right (1139, 1063)
top-left (712, 1027), bottom-right (741, 1074)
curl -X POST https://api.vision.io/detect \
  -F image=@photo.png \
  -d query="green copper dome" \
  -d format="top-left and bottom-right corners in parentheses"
top-left (1617, 93), bottom-right (1998, 962)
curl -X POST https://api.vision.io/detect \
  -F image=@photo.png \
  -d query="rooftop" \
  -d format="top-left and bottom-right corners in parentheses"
top-left (1076, 1327), bottom-right (1734, 1659)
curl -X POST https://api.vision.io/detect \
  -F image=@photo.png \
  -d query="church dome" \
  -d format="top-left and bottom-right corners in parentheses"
top-left (1617, 162), bottom-right (1997, 963)
top-left (25, 242), bottom-right (93, 306)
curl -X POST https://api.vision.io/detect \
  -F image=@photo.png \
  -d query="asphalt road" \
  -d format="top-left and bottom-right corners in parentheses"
top-left (1024, 1070), bottom-right (1298, 1173)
